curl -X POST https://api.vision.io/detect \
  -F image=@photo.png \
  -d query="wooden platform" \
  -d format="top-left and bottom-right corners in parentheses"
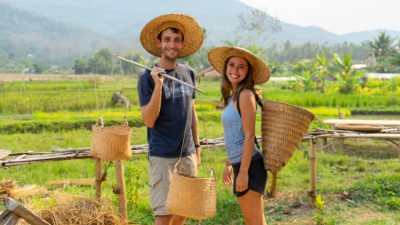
top-left (324, 119), bottom-right (400, 127)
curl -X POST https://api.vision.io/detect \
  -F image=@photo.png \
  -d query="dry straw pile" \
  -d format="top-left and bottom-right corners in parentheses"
top-left (1, 180), bottom-right (123, 225)
top-left (40, 198), bottom-right (123, 225)
top-left (0, 179), bottom-right (47, 203)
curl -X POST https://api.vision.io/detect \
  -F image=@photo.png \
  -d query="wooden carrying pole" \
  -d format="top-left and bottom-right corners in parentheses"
top-left (113, 55), bottom-right (205, 93)
top-left (115, 160), bottom-right (128, 220)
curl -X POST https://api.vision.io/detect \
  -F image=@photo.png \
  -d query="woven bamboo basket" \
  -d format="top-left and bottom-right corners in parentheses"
top-left (166, 172), bottom-right (217, 220)
top-left (90, 119), bottom-right (132, 161)
top-left (261, 100), bottom-right (315, 173)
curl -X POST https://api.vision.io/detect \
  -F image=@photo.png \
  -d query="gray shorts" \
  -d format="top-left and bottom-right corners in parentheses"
top-left (148, 154), bottom-right (198, 216)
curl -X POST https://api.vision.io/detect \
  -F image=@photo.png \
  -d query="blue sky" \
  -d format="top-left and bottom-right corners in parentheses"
top-left (240, 0), bottom-right (400, 35)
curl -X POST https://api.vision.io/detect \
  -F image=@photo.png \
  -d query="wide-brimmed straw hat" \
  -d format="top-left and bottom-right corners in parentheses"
top-left (208, 46), bottom-right (270, 84)
top-left (140, 14), bottom-right (204, 58)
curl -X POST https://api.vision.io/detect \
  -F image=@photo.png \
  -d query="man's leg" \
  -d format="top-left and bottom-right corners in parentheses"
top-left (171, 215), bottom-right (186, 225)
top-left (155, 215), bottom-right (172, 225)
top-left (168, 153), bottom-right (198, 225)
top-left (149, 154), bottom-right (198, 225)
top-left (181, 153), bottom-right (198, 176)
top-left (149, 156), bottom-right (174, 223)
top-left (154, 215), bottom-right (185, 225)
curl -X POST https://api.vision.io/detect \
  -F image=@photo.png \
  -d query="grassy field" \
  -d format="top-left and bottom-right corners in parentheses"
top-left (1, 76), bottom-right (400, 224)
top-left (1, 126), bottom-right (400, 224)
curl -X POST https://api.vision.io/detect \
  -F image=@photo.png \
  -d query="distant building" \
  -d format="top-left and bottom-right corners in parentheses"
top-left (48, 66), bottom-right (59, 73)
top-left (365, 51), bottom-right (377, 67)
top-left (22, 68), bottom-right (33, 73)
top-left (195, 67), bottom-right (220, 78)
top-left (365, 73), bottom-right (400, 79)
top-left (351, 64), bottom-right (368, 70)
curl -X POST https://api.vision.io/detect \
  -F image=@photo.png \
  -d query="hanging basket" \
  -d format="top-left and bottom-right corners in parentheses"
top-left (166, 170), bottom-right (217, 220)
top-left (261, 100), bottom-right (316, 173)
top-left (90, 118), bottom-right (132, 161)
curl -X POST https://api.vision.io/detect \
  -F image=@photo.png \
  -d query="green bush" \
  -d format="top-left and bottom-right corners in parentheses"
top-left (351, 107), bottom-right (400, 115)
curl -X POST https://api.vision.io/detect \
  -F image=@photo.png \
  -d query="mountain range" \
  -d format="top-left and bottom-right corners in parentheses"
top-left (1, 0), bottom-right (399, 64)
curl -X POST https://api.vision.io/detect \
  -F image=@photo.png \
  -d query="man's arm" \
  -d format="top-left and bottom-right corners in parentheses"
top-left (191, 100), bottom-right (201, 167)
top-left (140, 67), bottom-right (164, 128)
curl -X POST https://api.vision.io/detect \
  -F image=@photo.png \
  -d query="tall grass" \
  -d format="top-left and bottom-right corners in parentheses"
top-left (0, 80), bottom-right (139, 114)
top-left (261, 89), bottom-right (399, 108)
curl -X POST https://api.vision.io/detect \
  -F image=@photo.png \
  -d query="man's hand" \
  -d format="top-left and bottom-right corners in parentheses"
top-left (150, 66), bottom-right (165, 86)
top-left (196, 148), bottom-right (201, 167)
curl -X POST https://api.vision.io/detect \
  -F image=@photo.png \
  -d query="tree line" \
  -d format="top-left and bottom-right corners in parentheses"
top-left (72, 32), bottom-right (400, 76)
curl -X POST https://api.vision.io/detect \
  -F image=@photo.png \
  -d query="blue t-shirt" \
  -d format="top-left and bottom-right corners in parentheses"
top-left (137, 63), bottom-right (196, 158)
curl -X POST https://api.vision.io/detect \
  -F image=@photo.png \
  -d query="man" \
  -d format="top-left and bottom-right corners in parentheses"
top-left (137, 14), bottom-right (204, 225)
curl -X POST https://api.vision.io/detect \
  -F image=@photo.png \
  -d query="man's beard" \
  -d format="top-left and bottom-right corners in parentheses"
top-left (162, 49), bottom-right (179, 61)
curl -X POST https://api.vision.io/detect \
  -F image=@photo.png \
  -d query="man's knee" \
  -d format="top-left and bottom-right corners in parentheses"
top-left (155, 215), bottom-right (172, 225)
top-left (171, 215), bottom-right (186, 225)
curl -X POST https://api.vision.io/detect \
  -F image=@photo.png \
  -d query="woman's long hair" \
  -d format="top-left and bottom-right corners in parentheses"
top-left (221, 56), bottom-right (255, 107)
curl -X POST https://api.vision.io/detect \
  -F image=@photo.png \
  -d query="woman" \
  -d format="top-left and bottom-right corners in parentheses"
top-left (208, 46), bottom-right (270, 225)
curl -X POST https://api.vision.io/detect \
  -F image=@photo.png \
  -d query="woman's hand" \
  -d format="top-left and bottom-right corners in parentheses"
top-left (235, 171), bottom-right (248, 193)
top-left (222, 165), bottom-right (233, 186)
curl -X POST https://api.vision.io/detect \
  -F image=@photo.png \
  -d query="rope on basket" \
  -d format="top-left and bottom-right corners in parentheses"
top-left (174, 77), bottom-right (215, 177)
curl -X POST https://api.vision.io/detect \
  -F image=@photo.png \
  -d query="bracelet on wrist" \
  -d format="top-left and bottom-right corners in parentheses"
top-left (194, 144), bottom-right (200, 148)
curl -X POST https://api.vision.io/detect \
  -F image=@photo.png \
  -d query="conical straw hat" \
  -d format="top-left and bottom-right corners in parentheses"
top-left (140, 14), bottom-right (204, 58)
top-left (208, 46), bottom-right (270, 84)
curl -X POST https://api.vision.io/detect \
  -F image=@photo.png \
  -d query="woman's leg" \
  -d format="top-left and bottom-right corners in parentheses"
top-left (238, 190), bottom-right (267, 225)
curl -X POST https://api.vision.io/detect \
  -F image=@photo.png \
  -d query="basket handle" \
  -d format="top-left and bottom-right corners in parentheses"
top-left (123, 116), bottom-right (128, 126)
top-left (209, 167), bottom-right (216, 178)
top-left (173, 159), bottom-right (183, 174)
top-left (96, 117), bottom-right (104, 127)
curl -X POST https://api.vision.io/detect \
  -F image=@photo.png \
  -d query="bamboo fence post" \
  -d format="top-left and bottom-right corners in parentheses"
top-left (322, 137), bottom-right (328, 150)
top-left (5, 198), bottom-right (50, 225)
top-left (115, 160), bottom-right (128, 220)
top-left (310, 138), bottom-right (317, 206)
top-left (95, 158), bottom-right (102, 199)
top-left (338, 108), bottom-right (345, 149)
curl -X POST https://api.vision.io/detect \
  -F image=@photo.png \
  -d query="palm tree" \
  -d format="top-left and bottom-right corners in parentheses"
top-left (368, 32), bottom-right (396, 64)
top-left (314, 52), bottom-right (332, 93)
top-left (389, 41), bottom-right (400, 66)
top-left (333, 53), bottom-right (363, 94)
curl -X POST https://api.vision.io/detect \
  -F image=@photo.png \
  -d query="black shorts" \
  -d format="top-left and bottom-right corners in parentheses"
top-left (232, 153), bottom-right (267, 197)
